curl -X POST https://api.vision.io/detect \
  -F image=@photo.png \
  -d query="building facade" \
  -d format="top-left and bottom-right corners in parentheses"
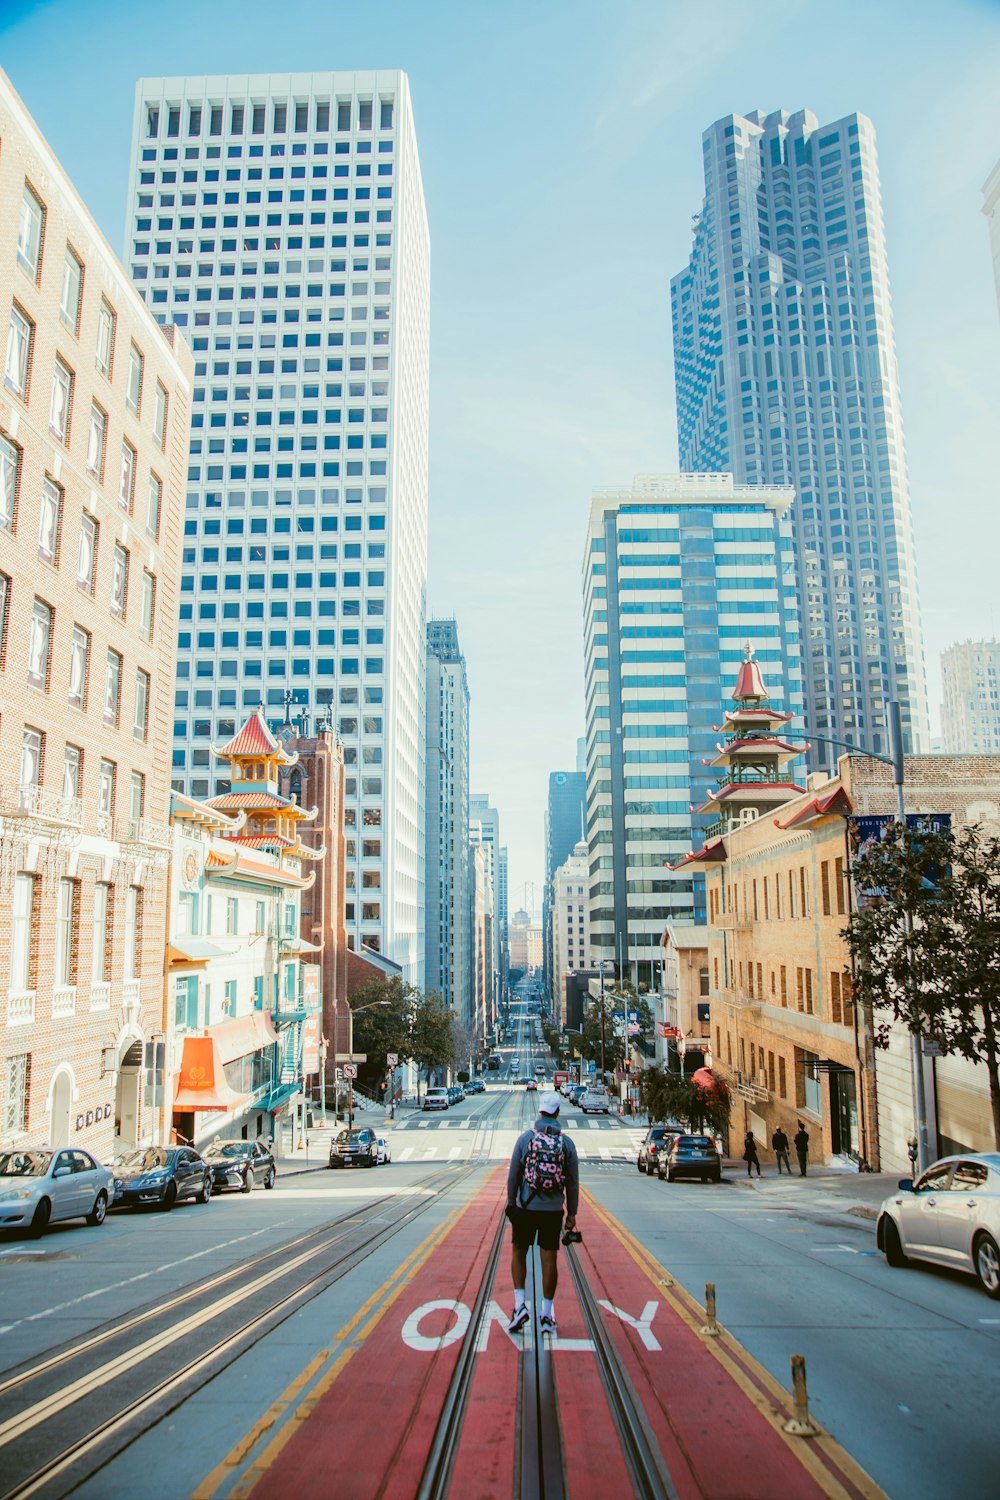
top-left (425, 618), bottom-right (471, 1025)
top-left (582, 473), bottom-right (803, 985)
top-left (658, 926), bottom-right (710, 1073)
top-left (672, 108), bottom-right (927, 758)
top-left (542, 769), bottom-right (586, 1004)
top-left (469, 792), bottom-right (505, 1001)
top-left (939, 640), bottom-right (1000, 755)
top-left (0, 71), bottom-right (192, 1157)
top-left (126, 71), bottom-right (430, 979)
top-left (550, 841), bottom-right (590, 1028)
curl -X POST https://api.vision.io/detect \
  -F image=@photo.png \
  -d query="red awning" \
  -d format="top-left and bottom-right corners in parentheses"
top-left (172, 1036), bottom-right (248, 1112)
top-left (210, 1010), bottom-right (279, 1065)
top-left (690, 1066), bottom-right (717, 1093)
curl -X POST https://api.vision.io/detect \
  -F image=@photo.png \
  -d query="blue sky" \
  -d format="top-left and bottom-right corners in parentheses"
top-left (3, 0), bottom-right (999, 911)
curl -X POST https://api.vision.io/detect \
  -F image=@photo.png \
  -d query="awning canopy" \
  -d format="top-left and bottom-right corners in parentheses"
top-left (172, 1036), bottom-right (248, 1112)
top-left (167, 937), bottom-right (230, 964)
top-left (278, 936), bottom-right (322, 954)
top-left (255, 1082), bottom-right (302, 1115)
top-left (211, 1009), bottom-right (279, 1065)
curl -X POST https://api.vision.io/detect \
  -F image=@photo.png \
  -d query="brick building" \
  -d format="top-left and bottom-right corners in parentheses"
top-left (0, 70), bottom-right (192, 1156)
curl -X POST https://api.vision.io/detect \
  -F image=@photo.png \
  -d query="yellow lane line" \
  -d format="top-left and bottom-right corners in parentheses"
top-left (582, 1190), bottom-right (886, 1500)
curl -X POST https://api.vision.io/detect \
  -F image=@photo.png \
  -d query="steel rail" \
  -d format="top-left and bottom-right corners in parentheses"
top-left (520, 1244), bottom-right (566, 1500)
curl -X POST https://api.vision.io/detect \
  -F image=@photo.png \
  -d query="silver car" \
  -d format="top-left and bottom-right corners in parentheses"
top-left (0, 1148), bottom-right (114, 1237)
top-left (877, 1152), bottom-right (1000, 1298)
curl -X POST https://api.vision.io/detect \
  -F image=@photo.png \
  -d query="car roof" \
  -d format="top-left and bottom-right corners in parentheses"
top-left (927, 1152), bottom-right (1000, 1170)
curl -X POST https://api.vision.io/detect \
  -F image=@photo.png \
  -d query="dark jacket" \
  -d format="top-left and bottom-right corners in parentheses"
top-left (772, 1129), bottom-right (790, 1153)
top-left (742, 1134), bottom-right (760, 1162)
top-left (507, 1117), bottom-right (579, 1215)
top-left (794, 1127), bottom-right (810, 1155)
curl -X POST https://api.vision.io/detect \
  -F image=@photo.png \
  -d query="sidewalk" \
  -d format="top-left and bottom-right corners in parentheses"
top-left (721, 1160), bottom-right (897, 1219)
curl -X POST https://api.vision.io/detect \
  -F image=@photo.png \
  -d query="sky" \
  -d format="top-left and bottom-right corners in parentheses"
top-left (2, 0), bottom-right (999, 917)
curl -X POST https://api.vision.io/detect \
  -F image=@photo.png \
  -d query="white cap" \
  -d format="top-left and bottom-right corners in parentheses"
top-left (539, 1092), bottom-right (561, 1116)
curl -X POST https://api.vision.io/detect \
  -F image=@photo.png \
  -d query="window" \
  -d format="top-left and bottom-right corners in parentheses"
top-left (68, 626), bottom-right (90, 709)
top-left (5, 306), bottom-right (33, 397)
top-left (27, 599), bottom-right (52, 688)
top-left (97, 759), bottom-right (116, 833)
top-left (92, 882), bottom-right (111, 984)
top-left (104, 650), bottom-right (122, 726)
top-left (10, 874), bottom-right (37, 993)
top-left (19, 727), bottom-right (43, 806)
top-left (153, 381), bottom-right (168, 448)
top-left (0, 570), bottom-right (8, 666)
top-left (4, 1053), bottom-right (31, 1135)
top-left (54, 878), bottom-right (79, 987)
top-left (86, 404), bottom-right (107, 479)
top-left (126, 343), bottom-right (144, 415)
top-left (0, 434), bottom-right (19, 532)
top-left (139, 570), bottom-right (155, 640)
top-left (130, 770), bottom-right (145, 822)
top-left (226, 897), bottom-right (238, 934)
top-left (124, 886), bottom-right (142, 978)
top-left (146, 472), bottom-right (163, 541)
top-left (111, 544), bottom-right (129, 619)
top-left (96, 301), bottom-right (115, 378)
top-left (17, 185), bottom-right (44, 279)
top-left (118, 440), bottom-right (136, 511)
top-left (60, 249), bottom-right (83, 333)
top-left (77, 513), bottom-right (98, 593)
top-left (38, 478), bottom-right (62, 563)
top-left (133, 669), bottom-right (150, 740)
top-left (48, 359), bottom-right (73, 443)
top-left (63, 744), bottom-right (82, 802)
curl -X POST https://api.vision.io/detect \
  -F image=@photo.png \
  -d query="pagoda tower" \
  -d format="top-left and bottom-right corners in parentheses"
top-left (207, 711), bottom-right (323, 870)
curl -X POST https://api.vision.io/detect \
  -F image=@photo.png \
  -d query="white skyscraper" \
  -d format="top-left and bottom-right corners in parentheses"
top-left (125, 72), bottom-right (430, 979)
top-left (940, 640), bottom-right (1000, 754)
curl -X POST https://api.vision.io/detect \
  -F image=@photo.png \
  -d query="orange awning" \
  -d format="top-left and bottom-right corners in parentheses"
top-left (172, 1036), bottom-right (248, 1112)
top-left (210, 1010), bottom-right (279, 1065)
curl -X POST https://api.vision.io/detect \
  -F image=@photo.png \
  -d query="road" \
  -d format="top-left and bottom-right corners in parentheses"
top-left (0, 1002), bottom-right (994, 1498)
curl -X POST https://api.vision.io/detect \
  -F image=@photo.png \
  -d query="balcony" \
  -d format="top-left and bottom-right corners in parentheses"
top-left (123, 818), bottom-right (172, 849)
top-left (95, 812), bottom-right (114, 840)
top-left (7, 990), bottom-right (35, 1025)
top-left (122, 979), bottom-right (142, 1012)
top-left (51, 984), bottom-right (76, 1019)
top-left (1, 785), bottom-right (83, 828)
top-left (715, 911), bottom-right (752, 931)
top-left (90, 982), bottom-right (111, 1012)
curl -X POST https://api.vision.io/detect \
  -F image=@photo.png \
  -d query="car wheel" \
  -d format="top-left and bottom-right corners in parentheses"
top-left (161, 1182), bottom-right (178, 1212)
top-left (264, 1166), bottom-right (276, 1189)
top-left (638, 1160), bottom-right (645, 1174)
top-left (87, 1191), bottom-right (108, 1226)
top-left (241, 1168), bottom-right (253, 1194)
top-left (974, 1233), bottom-right (1000, 1299)
top-left (29, 1198), bottom-right (52, 1239)
top-left (882, 1216), bottom-right (908, 1268)
top-left (196, 1177), bottom-right (212, 1205)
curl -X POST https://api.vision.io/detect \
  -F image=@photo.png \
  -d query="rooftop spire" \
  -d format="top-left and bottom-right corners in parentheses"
top-left (732, 641), bottom-right (768, 705)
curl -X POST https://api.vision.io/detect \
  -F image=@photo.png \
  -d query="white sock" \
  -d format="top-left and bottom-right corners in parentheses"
top-left (542, 1298), bottom-right (554, 1319)
top-left (514, 1289), bottom-right (526, 1311)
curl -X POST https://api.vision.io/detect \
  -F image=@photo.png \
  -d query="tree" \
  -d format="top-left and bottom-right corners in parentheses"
top-left (408, 989), bottom-right (455, 1100)
top-left (450, 1015), bottom-right (476, 1077)
top-left (638, 1066), bottom-right (732, 1135)
top-left (846, 821), bottom-right (1000, 1149)
top-left (580, 988), bottom-right (654, 1078)
top-left (346, 976), bottom-right (413, 1093)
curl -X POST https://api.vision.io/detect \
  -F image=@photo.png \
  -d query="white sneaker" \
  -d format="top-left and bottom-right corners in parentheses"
top-left (508, 1305), bottom-right (530, 1334)
top-left (539, 1313), bottom-right (557, 1334)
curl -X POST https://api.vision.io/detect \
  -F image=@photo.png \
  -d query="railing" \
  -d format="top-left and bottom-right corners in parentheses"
top-left (95, 812), bottom-right (114, 839)
top-left (122, 979), bottom-right (142, 1012)
top-left (90, 981), bottom-right (111, 1012)
top-left (51, 984), bottom-right (76, 1019)
top-left (2, 785), bottom-right (83, 826)
top-left (7, 989), bottom-right (35, 1025)
top-left (123, 818), bottom-right (172, 848)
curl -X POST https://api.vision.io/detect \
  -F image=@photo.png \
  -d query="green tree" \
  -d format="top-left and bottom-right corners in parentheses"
top-left (638, 1067), bottom-right (732, 1135)
top-left (847, 821), bottom-right (1000, 1150)
top-left (580, 989), bottom-right (654, 1078)
top-left (408, 989), bottom-right (455, 1100)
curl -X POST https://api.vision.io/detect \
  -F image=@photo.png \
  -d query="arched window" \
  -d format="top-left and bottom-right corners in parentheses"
top-left (288, 769), bottom-right (302, 803)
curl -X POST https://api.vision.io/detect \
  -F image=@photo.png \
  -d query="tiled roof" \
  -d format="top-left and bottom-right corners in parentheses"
top-left (208, 791), bottom-right (289, 809)
top-left (217, 710), bottom-right (279, 758)
top-left (230, 833), bottom-right (295, 849)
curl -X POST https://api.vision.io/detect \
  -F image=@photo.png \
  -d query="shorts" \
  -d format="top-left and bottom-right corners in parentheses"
top-left (510, 1207), bottom-right (564, 1252)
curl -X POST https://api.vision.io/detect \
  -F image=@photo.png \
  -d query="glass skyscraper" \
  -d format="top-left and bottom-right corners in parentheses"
top-left (582, 474), bottom-right (803, 983)
top-left (671, 109), bottom-right (926, 759)
top-left (125, 71), bottom-right (430, 978)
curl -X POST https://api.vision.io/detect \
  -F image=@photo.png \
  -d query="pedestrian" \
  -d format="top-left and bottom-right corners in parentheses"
top-left (794, 1121), bottom-right (810, 1176)
top-left (506, 1091), bottom-right (580, 1336)
top-left (771, 1126), bottom-right (792, 1175)
top-left (742, 1130), bottom-right (762, 1178)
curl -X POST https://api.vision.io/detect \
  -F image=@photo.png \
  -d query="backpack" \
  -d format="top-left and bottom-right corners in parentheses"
top-left (522, 1129), bottom-right (566, 1203)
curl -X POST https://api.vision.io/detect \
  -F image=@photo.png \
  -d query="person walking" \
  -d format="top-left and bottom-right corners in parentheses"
top-left (794, 1122), bottom-right (810, 1177)
top-left (506, 1091), bottom-right (580, 1335)
top-left (742, 1130), bottom-right (762, 1178)
top-left (771, 1126), bottom-right (792, 1175)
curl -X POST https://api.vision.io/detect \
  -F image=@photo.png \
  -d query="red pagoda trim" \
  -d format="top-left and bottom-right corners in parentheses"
top-left (670, 837), bottom-right (727, 870)
top-left (774, 786), bottom-right (854, 830)
top-left (216, 710), bottom-right (279, 758)
top-left (208, 791), bottom-right (289, 809)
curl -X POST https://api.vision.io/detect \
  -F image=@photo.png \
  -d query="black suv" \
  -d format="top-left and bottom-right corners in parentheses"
top-left (329, 1127), bottom-right (379, 1169)
top-left (637, 1125), bottom-right (683, 1175)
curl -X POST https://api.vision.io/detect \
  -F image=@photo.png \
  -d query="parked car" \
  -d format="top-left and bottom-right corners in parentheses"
top-left (658, 1134), bottom-right (721, 1184)
top-left (534, 1064), bottom-right (547, 1077)
top-left (328, 1127), bottom-right (379, 1168)
top-left (114, 1146), bottom-right (213, 1209)
top-left (465, 1079), bottom-right (486, 1094)
top-left (204, 1139), bottom-right (276, 1193)
top-left (876, 1153), bottom-right (1000, 1298)
top-left (0, 1148), bottom-right (114, 1237)
top-left (375, 1135), bottom-right (392, 1165)
top-left (423, 1088), bottom-right (450, 1112)
top-left (446, 1085), bottom-right (465, 1105)
top-left (637, 1126), bottom-right (684, 1175)
top-left (567, 1084), bottom-right (587, 1106)
top-left (580, 1087), bottom-right (610, 1114)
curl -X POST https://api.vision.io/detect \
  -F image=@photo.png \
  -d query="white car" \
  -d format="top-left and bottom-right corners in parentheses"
top-left (579, 1088), bottom-right (611, 1114)
top-left (877, 1152), bottom-right (1000, 1298)
top-left (375, 1135), bottom-right (392, 1165)
top-left (423, 1088), bottom-right (449, 1112)
top-left (0, 1148), bottom-right (114, 1236)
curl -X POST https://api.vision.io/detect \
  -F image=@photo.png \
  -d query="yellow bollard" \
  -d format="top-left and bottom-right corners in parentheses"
top-left (699, 1282), bottom-right (720, 1337)
top-left (782, 1354), bottom-right (820, 1437)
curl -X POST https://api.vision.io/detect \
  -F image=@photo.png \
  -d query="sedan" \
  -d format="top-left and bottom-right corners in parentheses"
top-left (375, 1135), bottom-right (392, 1165)
top-left (637, 1126), bottom-right (683, 1175)
top-left (0, 1148), bottom-right (113, 1237)
top-left (658, 1134), bottom-right (721, 1184)
top-left (329, 1127), bottom-right (379, 1168)
top-left (465, 1079), bottom-right (486, 1095)
top-left (114, 1146), bottom-right (212, 1209)
top-left (204, 1140), bottom-right (276, 1193)
top-left (876, 1153), bottom-right (1000, 1298)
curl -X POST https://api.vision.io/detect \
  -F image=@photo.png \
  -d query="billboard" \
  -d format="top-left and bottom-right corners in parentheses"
top-left (301, 963), bottom-right (321, 1013)
top-left (302, 1015), bottom-right (321, 1074)
top-left (849, 814), bottom-right (951, 904)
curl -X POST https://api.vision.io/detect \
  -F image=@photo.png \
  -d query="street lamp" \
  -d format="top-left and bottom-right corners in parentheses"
top-left (596, 960), bottom-right (614, 1084)
top-left (344, 998), bottom-right (390, 1126)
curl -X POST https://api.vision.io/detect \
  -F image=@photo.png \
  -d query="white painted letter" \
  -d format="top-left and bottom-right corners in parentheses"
top-left (401, 1299), bottom-right (470, 1352)
top-left (598, 1299), bottom-right (661, 1351)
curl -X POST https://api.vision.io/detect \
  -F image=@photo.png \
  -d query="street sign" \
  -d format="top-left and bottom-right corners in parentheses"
top-left (302, 1015), bottom-right (321, 1073)
top-left (343, 1063), bottom-right (358, 1080)
top-left (387, 1052), bottom-right (398, 1067)
top-left (334, 1053), bottom-right (368, 1064)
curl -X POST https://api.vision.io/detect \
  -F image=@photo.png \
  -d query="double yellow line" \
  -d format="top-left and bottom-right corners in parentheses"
top-left (582, 1190), bottom-right (886, 1500)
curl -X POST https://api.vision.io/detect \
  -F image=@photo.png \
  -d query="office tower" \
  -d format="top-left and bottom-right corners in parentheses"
top-left (469, 841), bottom-right (493, 1048)
top-left (469, 793), bottom-right (505, 1000)
top-left (542, 769), bottom-right (586, 1002)
top-left (940, 640), bottom-right (1000, 754)
top-left (984, 159), bottom-right (1000, 318)
top-left (551, 842), bottom-right (591, 1027)
top-left (0, 70), bottom-right (192, 1156)
top-left (582, 473), bottom-right (803, 986)
top-left (425, 618), bottom-right (471, 1024)
top-left (672, 109), bottom-right (927, 758)
top-left (126, 72), bottom-right (430, 979)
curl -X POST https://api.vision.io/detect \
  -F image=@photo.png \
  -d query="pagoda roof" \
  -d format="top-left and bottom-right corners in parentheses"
top-left (669, 837), bottom-right (728, 870)
top-left (206, 847), bottom-right (239, 871)
top-left (230, 832), bottom-right (325, 860)
top-left (732, 651), bottom-right (768, 703)
top-left (705, 737), bottom-right (802, 769)
top-left (219, 851), bottom-right (314, 889)
top-left (774, 786), bottom-right (854, 831)
top-left (715, 707), bottom-right (795, 731)
top-left (170, 792), bottom-right (245, 833)
top-left (208, 791), bottom-right (290, 810)
top-left (696, 781), bottom-right (806, 814)
top-left (213, 710), bottom-right (298, 766)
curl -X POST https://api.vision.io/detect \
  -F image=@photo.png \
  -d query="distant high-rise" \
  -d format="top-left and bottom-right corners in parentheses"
top-left (672, 109), bottom-right (926, 758)
top-left (126, 72), bottom-right (430, 979)
top-left (542, 770), bottom-right (586, 1001)
top-left (940, 641), bottom-right (1000, 755)
top-left (425, 619), bottom-right (471, 1023)
top-left (470, 792), bottom-right (506, 1001)
top-left (583, 474), bottom-right (803, 984)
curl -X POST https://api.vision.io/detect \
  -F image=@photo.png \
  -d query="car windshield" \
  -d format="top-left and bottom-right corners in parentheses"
top-left (0, 1150), bottom-right (53, 1177)
top-left (678, 1136), bottom-right (713, 1148)
top-left (205, 1143), bottom-right (250, 1159)
top-left (337, 1130), bottom-right (367, 1143)
top-left (118, 1148), bottom-right (172, 1171)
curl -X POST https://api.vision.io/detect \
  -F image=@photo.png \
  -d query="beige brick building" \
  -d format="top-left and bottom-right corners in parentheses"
top-left (0, 70), bottom-right (192, 1157)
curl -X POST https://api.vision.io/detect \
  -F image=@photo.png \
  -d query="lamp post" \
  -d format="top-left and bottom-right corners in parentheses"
top-left (344, 998), bottom-right (390, 1127)
top-left (785, 700), bottom-right (930, 1175)
top-left (597, 960), bottom-right (614, 1084)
